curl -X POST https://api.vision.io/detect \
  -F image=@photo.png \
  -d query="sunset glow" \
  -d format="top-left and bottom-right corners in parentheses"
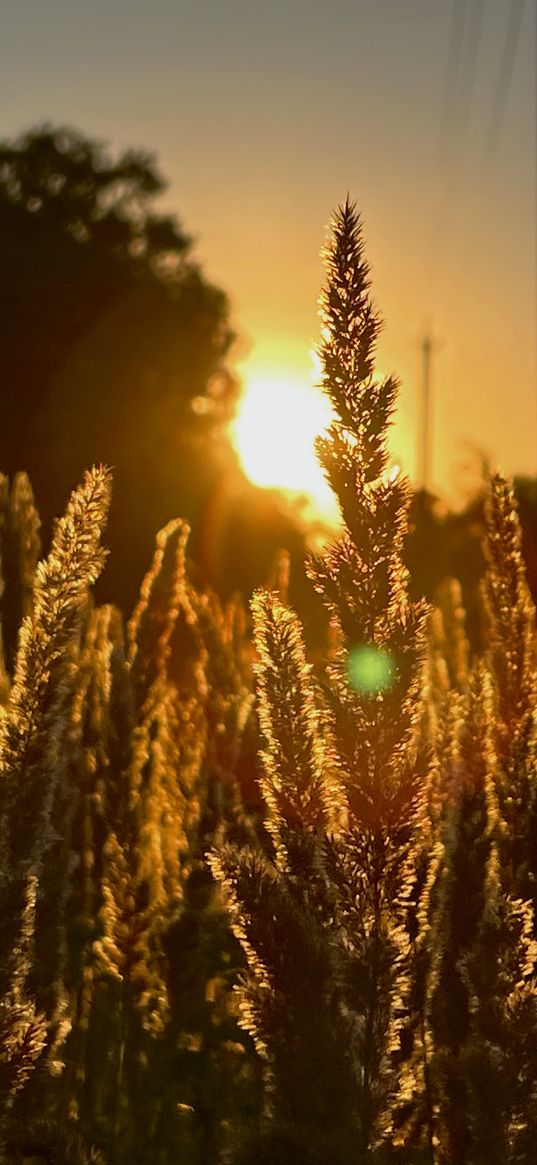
top-left (230, 371), bottom-right (340, 528)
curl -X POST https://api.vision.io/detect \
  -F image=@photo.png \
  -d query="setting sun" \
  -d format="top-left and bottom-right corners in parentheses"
top-left (230, 370), bottom-right (340, 528)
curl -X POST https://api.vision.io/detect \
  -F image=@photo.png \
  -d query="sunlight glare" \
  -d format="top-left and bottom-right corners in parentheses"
top-left (230, 370), bottom-right (340, 528)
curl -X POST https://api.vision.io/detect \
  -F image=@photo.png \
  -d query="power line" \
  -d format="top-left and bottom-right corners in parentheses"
top-left (440, 0), bottom-right (470, 154)
top-left (429, 0), bottom-right (484, 299)
top-left (418, 3), bottom-right (483, 490)
top-left (484, 0), bottom-right (527, 165)
top-left (419, 2), bottom-right (534, 484)
top-left (449, 0), bottom-right (484, 158)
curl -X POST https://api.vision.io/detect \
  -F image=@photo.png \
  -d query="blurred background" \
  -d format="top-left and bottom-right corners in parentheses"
top-left (0, 0), bottom-right (535, 630)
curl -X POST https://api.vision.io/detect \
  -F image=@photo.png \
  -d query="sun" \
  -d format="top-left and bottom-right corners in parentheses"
top-left (229, 369), bottom-right (340, 528)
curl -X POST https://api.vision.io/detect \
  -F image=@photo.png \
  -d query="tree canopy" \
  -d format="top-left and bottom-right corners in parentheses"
top-left (0, 125), bottom-right (237, 605)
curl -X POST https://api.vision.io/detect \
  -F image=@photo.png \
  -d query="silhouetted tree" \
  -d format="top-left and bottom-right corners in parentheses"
top-left (0, 125), bottom-right (237, 608)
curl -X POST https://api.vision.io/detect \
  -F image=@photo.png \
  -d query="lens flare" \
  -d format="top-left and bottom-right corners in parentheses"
top-left (348, 645), bottom-right (395, 694)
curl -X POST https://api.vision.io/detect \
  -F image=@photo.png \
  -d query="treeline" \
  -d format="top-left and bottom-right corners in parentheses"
top-left (1, 204), bottom-right (537, 1164)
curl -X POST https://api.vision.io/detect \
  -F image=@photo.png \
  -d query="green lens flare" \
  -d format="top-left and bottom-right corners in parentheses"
top-left (348, 645), bottom-right (395, 694)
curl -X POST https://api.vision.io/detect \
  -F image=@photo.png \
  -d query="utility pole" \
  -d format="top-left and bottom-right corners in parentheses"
top-left (418, 329), bottom-right (438, 492)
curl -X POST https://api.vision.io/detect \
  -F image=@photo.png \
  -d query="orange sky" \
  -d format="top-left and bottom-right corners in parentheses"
top-left (1, 0), bottom-right (535, 502)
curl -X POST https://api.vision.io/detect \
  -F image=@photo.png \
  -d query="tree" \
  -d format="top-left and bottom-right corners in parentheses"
top-left (0, 125), bottom-right (237, 608)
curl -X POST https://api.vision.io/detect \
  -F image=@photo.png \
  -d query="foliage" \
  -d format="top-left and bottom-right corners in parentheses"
top-left (406, 476), bottom-right (537, 653)
top-left (1, 201), bottom-right (537, 1165)
top-left (0, 124), bottom-right (237, 610)
top-left (213, 202), bottom-right (427, 1161)
top-left (0, 469), bottom-right (259, 1163)
top-left (212, 202), bottom-right (537, 1164)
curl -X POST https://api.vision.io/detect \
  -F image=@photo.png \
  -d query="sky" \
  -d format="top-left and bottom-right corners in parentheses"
top-left (0, 0), bottom-right (535, 503)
